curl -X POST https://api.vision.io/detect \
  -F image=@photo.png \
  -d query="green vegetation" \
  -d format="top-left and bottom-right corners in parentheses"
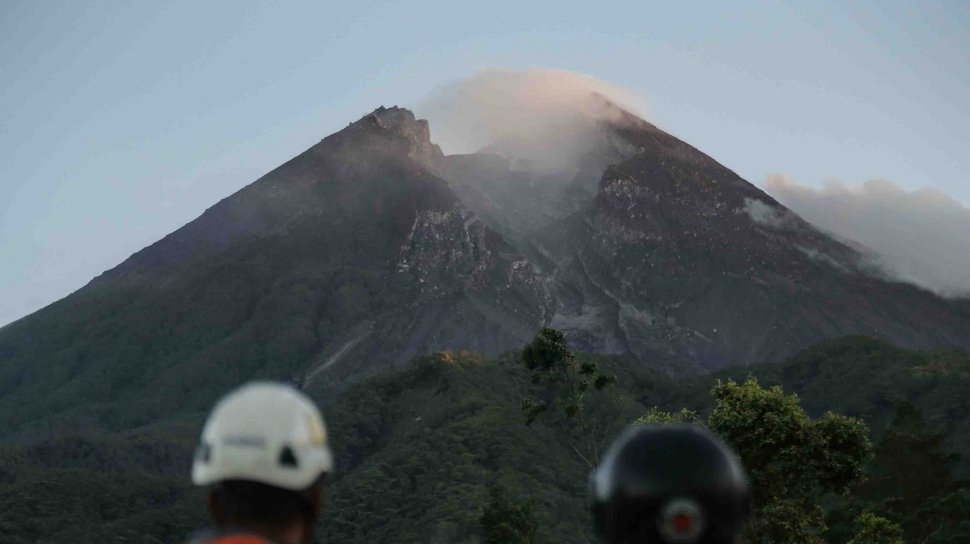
top-left (0, 427), bottom-right (206, 544)
top-left (319, 351), bottom-right (636, 544)
top-left (715, 336), bottom-right (970, 475)
top-left (826, 403), bottom-right (970, 544)
top-left (0, 256), bottom-right (391, 441)
top-left (647, 378), bottom-right (872, 544)
top-left (846, 513), bottom-right (904, 544)
top-left (0, 335), bottom-right (968, 542)
top-left (520, 327), bottom-right (618, 468)
top-left (635, 406), bottom-right (701, 425)
top-left (709, 378), bottom-right (872, 543)
top-left (479, 484), bottom-right (539, 544)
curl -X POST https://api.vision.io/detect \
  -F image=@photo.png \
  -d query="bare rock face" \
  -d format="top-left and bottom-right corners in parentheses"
top-left (397, 205), bottom-right (541, 296)
top-left (527, 110), bottom-right (970, 370)
top-left (366, 106), bottom-right (445, 168)
top-left (427, 100), bottom-right (970, 371)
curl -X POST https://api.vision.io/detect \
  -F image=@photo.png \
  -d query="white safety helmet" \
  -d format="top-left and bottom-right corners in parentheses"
top-left (192, 382), bottom-right (334, 491)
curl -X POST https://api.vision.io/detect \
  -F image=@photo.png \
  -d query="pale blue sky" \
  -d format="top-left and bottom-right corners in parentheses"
top-left (2, 0), bottom-right (968, 326)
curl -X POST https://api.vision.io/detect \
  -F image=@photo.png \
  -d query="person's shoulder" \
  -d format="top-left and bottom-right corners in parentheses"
top-left (183, 530), bottom-right (273, 544)
top-left (206, 537), bottom-right (272, 544)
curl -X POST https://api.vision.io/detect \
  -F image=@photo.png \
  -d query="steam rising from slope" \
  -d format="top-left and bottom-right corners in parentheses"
top-left (767, 175), bottom-right (970, 298)
top-left (418, 68), bottom-right (647, 171)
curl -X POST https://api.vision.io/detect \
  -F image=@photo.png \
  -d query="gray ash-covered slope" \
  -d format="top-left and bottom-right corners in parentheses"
top-left (0, 107), bottom-right (545, 437)
top-left (437, 102), bottom-right (970, 371)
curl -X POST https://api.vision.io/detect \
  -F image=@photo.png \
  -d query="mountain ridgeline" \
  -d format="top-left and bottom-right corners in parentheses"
top-left (2, 101), bottom-right (970, 438)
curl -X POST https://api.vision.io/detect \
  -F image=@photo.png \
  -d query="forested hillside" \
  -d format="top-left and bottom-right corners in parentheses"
top-left (1, 336), bottom-right (967, 543)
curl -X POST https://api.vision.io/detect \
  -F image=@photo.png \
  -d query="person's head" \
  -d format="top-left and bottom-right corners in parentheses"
top-left (192, 382), bottom-right (334, 544)
top-left (590, 424), bottom-right (750, 544)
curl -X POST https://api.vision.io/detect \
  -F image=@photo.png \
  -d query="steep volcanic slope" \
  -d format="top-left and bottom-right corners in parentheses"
top-left (440, 104), bottom-right (970, 370)
top-left (436, 122), bottom-right (637, 247)
top-left (0, 107), bottom-right (546, 437)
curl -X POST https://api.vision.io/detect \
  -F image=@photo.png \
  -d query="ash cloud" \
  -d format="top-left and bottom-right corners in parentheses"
top-left (766, 175), bottom-right (970, 298)
top-left (417, 68), bottom-right (648, 171)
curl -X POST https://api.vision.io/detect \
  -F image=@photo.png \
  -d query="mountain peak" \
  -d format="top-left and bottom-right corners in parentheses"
top-left (349, 106), bottom-right (444, 167)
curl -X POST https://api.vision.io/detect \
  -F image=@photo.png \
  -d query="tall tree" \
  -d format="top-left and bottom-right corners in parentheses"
top-left (520, 328), bottom-right (616, 468)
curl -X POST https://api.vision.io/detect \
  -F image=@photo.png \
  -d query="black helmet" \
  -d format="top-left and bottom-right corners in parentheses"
top-left (590, 424), bottom-right (750, 544)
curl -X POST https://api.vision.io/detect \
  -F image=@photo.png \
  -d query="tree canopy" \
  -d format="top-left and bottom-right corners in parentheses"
top-left (0, 335), bottom-right (968, 543)
top-left (708, 378), bottom-right (872, 543)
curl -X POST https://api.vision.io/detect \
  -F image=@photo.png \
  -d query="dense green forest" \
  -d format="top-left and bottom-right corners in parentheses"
top-left (0, 336), bottom-right (968, 543)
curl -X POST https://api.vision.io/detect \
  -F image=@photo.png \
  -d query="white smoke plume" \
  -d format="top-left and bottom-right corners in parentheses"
top-left (743, 197), bottom-right (800, 229)
top-left (417, 68), bottom-right (648, 171)
top-left (766, 175), bottom-right (970, 299)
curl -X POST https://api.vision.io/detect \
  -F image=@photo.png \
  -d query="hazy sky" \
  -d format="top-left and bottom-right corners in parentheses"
top-left (2, 0), bottom-right (968, 326)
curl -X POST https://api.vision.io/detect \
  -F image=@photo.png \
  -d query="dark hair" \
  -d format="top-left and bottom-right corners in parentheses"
top-left (212, 478), bottom-right (324, 527)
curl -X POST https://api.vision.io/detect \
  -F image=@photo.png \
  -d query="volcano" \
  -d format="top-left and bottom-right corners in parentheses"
top-left (1, 101), bottom-right (969, 436)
